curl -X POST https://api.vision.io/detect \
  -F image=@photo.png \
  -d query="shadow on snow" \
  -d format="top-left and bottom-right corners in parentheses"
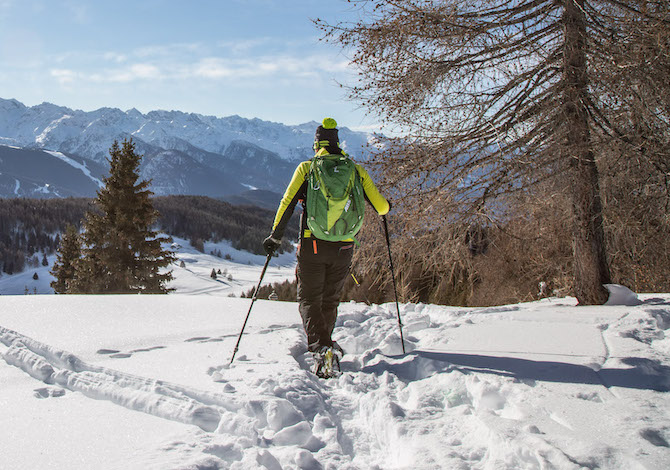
top-left (360, 351), bottom-right (670, 392)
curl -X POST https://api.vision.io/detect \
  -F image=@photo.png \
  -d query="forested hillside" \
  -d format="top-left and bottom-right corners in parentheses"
top-left (152, 196), bottom-right (296, 255)
top-left (0, 198), bottom-right (91, 275)
top-left (0, 196), bottom-right (296, 276)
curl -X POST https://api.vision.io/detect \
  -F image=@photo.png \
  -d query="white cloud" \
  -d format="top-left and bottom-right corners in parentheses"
top-left (44, 39), bottom-right (354, 89)
top-left (191, 54), bottom-right (348, 81)
top-left (129, 63), bottom-right (161, 79)
top-left (216, 37), bottom-right (275, 55)
top-left (193, 58), bottom-right (235, 79)
top-left (103, 63), bottom-right (162, 83)
top-left (103, 52), bottom-right (127, 63)
top-left (50, 68), bottom-right (77, 85)
top-left (133, 42), bottom-right (204, 59)
top-left (192, 57), bottom-right (286, 80)
top-left (51, 63), bottom-right (162, 85)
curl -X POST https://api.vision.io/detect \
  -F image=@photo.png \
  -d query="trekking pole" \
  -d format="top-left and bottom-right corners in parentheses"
top-left (382, 215), bottom-right (406, 354)
top-left (230, 253), bottom-right (273, 364)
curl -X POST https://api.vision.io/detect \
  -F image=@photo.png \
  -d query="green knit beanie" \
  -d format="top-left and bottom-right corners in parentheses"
top-left (322, 117), bottom-right (337, 129)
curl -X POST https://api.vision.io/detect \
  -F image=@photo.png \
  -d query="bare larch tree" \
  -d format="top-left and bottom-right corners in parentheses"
top-left (319, 0), bottom-right (669, 305)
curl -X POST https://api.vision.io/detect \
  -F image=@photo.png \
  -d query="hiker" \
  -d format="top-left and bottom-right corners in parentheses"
top-left (263, 118), bottom-right (390, 377)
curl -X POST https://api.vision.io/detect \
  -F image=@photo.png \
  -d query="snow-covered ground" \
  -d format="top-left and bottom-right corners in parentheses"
top-left (0, 237), bottom-right (296, 297)
top-left (1, 245), bottom-right (669, 469)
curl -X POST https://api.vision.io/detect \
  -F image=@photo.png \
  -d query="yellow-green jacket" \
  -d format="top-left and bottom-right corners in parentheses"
top-left (271, 149), bottom-right (389, 243)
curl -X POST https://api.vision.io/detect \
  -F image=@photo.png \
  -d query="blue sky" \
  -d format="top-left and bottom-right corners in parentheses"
top-left (0, 0), bottom-right (377, 129)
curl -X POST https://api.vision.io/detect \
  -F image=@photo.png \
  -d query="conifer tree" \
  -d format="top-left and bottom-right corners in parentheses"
top-left (50, 224), bottom-right (81, 294)
top-left (71, 139), bottom-right (175, 293)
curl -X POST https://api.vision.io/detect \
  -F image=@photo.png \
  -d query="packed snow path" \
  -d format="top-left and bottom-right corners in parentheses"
top-left (1, 294), bottom-right (669, 469)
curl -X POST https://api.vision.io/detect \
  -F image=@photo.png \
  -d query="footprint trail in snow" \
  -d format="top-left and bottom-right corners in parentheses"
top-left (2, 296), bottom-right (670, 469)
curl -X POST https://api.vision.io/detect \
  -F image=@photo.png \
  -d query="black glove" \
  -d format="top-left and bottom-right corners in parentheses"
top-left (263, 236), bottom-right (281, 255)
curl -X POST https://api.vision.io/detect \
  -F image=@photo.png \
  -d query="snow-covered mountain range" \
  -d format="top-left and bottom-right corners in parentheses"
top-left (0, 98), bottom-right (374, 199)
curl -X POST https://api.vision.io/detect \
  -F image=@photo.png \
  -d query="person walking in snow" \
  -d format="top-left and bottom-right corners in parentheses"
top-left (263, 118), bottom-right (390, 378)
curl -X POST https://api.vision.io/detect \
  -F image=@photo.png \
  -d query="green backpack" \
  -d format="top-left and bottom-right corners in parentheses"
top-left (306, 153), bottom-right (365, 242)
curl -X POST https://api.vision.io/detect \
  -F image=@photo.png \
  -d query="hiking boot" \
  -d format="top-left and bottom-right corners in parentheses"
top-left (312, 346), bottom-right (341, 379)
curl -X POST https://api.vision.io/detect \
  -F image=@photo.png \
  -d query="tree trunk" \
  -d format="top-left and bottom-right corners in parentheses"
top-left (563, 0), bottom-right (611, 304)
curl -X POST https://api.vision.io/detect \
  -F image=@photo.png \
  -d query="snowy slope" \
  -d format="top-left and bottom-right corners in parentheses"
top-left (0, 145), bottom-right (107, 198)
top-left (1, 271), bottom-right (669, 469)
top-left (0, 237), bottom-right (296, 297)
top-left (43, 150), bottom-right (105, 188)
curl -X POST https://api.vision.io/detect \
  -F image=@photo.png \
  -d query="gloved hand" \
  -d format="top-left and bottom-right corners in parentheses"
top-left (263, 236), bottom-right (282, 255)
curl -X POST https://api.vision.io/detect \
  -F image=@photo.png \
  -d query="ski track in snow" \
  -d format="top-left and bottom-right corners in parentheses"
top-left (0, 325), bottom-right (238, 432)
top-left (2, 298), bottom-right (670, 469)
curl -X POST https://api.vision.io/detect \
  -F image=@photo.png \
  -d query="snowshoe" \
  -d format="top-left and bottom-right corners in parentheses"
top-left (313, 346), bottom-right (341, 379)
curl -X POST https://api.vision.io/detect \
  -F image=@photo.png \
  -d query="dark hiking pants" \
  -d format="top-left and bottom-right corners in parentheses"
top-left (297, 238), bottom-right (354, 352)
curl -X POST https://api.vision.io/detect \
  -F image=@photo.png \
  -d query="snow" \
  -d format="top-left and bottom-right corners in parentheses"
top-left (1, 244), bottom-right (669, 468)
top-left (605, 283), bottom-right (643, 306)
top-left (44, 150), bottom-right (105, 188)
top-left (36, 115), bottom-right (73, 145)
top-left (0, 98), bottom-right (372, 164)
top-left (167, 237), bottom-right (296, 297)
top-left (0, 237), bottom-right (295, 298)
top-left (35, 182), bottom-right (59, 196)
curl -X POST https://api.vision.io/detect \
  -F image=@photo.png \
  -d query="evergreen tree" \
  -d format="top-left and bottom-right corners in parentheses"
top-left (211, 268), bottom-right (217, 280)
top-left (71, 139), bottom-right (175, 293)
top-left (50, 224), bottom-right (81, 294)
